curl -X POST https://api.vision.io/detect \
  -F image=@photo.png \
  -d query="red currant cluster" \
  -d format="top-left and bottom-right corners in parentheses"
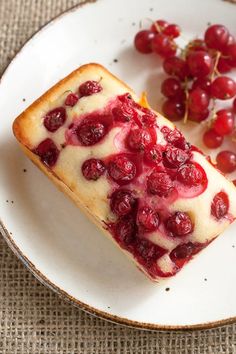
top-left (134, 20), bottom-right (236, 177)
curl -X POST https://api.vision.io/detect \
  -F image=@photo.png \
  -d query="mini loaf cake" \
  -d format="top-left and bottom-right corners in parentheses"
top-left (13, 63), bottom-right (236, 281)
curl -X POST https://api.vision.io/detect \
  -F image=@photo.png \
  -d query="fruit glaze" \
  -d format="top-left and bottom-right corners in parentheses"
top-left (30, 70), bottom-right (236, 281)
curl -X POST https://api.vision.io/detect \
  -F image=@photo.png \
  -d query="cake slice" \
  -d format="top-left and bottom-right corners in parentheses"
top-left (13, 63), bottom-right (236, 281)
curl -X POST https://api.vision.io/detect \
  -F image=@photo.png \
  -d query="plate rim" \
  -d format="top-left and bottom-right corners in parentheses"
top-left (1, 0), bottom-right (236, 331)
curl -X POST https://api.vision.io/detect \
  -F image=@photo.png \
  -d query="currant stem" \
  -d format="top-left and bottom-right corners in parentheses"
top-left (210, 51), bottom-right (221, 81)
top-left (183, 81), bottom-right (189, 124)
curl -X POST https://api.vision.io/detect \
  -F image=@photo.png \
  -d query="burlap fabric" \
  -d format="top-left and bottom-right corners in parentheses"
top-left (0, 1), bottom-right (236, 353)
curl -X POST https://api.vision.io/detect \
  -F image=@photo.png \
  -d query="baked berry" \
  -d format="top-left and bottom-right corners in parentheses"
top-left (162, 98), bottom-right (185, 121)
top-left (79, 80), bottom-right (102, 96)
top-left (216, 150), bottom-right (236, 173)
top-left (43, 107), bottom-right (66, 132)
top-left (34, 138), bottom-right (59, 167)
top-left (141, 111), bottom-right (157, 127)
top-left (144, 145), bottom-right (162, 166)
top-left (211, 191), bottom-right (229, 219)
top-left (211, 76), bottom-right (236, 100)
top-left (203, 129), bottom-right (223, 149)
top-left (110, 189), bottom-right (136, 217)
top-left (108, 155), bottom-right (136, 184)
top-left (77, 120), bottom-right (106, 146)
top-left (213, 109), bottom-right (234, 136)
top-left (162, 127), bottom-right (190, 151)
top-left (163, 146), bottom-right (189, 169)
top-left (137, 206), bottom-right (159, 231)
top-left (177, 163), bottom-right (206, 186)
top-left (170, 242), bottom-right (195, 261)
top-left (81, 158), bottom-right (105, 181)
top-left (65, 93), bottom-right (79, 107)
top-left (115, 215), bottom-right (136, 245)
top-left (166, 211), bottom-right (193, 237)
top-left (204, 24), bottom-right (229, 51)
top-left (152, 33), bottom-right (177, 58)
top-left (135, 239), bottom-right (166, 266)
top-left (112, 105), bottom-right (137, 123)
top-left (134, 30), bottom-right (156, 54)
top-left (147, 170), bottom-right (174, 197)
top-left (127, 128), bottom-right (154, 151)
top-left (187, 51), bottom-right (213, 78)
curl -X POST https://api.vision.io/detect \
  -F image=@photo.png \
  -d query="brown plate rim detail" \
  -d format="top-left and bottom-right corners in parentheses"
top-left (0, 0), bottom-right (235, 331)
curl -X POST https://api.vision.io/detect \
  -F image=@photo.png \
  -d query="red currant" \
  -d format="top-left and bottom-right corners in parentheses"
top-left (150, 19), bottom-right (169, 33)
top-left (163, 56), bottom-right (189, 80)
top-left (127, 128), bottom-right (154, 151)
top-left (152, 33), bottom-right (177, 58)
top-left (43, 107), bottom-right (66, 132)
top-left (217, 57), bottom-right (232, 74)
top-left (203, 129), bottom-right (223, 149)
top-left (81, 158), bottom-right (105, 181)
top-left (189, 109), bottom-right (209, 122)
top-left (79, 80), bottom-right (102, 96)
top-left (211, 192), bottom-right (229, 219)
top-left (161, 77), bottom-right (183, 98)
top-left (162, 98), bottom-right (185, 121)
top-left (177, 163), bottom-right (205, 186)
top-left (216, 150), bottom-right (236, 173)
top-left (187, 51), bottom-right (213, 78)
top-left (187, 39), bottom-right (207, 53)
top-left (213, 109), bottom-right (234, 136)
top-left (137, 207), bottom-right (159, 231)
top-left (211, 76), bottom-right (236, 100)
top-left (147, 170), bottom-right (174, 197)
top-left (134, 30), bottom-right (156, 54)
top-left (163, 146), bottom-right (189, 169)
top-left (108, 155), bottom-right (136, 184)
top-left (166, 211), bottom-right (193, 237)
top-left (204, 24), bottom-right (230, 51)
top-left (224, 43), bottom-right (236, 67)
top-left (163, 24), bottom-right (180, 38)
top-left (65, 93), bottom-right (79, 107)
top-left (233, 97), bottom-right (236, 113)
top-left (192, 77), bottom-right (211, 95)
top-left (144, 145), bottom-right (162, 166)
top-left (110, 189), bottom-right (136, 217)
top-left (188, 88), bottom-right (210, 113)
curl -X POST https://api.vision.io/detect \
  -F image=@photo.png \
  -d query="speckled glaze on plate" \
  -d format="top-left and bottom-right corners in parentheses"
top-left (0, 0), bottom-right (236, 330)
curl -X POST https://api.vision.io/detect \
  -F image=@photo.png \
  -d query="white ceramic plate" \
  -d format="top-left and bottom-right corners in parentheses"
top-left (1, 0), bottom-right (236, 330)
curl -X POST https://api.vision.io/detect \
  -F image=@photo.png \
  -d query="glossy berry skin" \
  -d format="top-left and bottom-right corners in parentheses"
top-left (137, 207), bottom-right (159, 231)
top-left (34, 138), bottom-right (59, 167)
top-left (166, 212), bottom-right (193, 237)
top-left (187, 51), bottom-right (213, 78)
top-left (163, 146), bottom-right (189, 169)
top-left (79, 80), bottom-right (102, 96)
top-left (134, 30), bottom-right (156, 54)
top-left (147, 170), bottom-right (174, 197)
top-left (162, 98), bottom-right (185, 121)
top-left (112, 105), bottom-right (137, 123)
top-left (203, 129), bottom-right (223, 149)
top-left (211, 192), bottom-right (229, 219)
top-left (188, 88), bottom-right (210, 113)
top-left (127, 128), bottom-right (154, 151)
top-left (211, 76), bottom-right (236, 100)
top-left (187, 39), bottom-right (207, 52)
top-left (224, 43), bottom-right (236, 67)
top-left (65, 93), bottom-right (79, 107)
top-left (110, 189), bottom-right (136, 217)
top-left (192, 77), bottom-right (211, 95)
top-left (216, 151), bottom-right (236, 173)
top-left (81, 158), bottom-right (105, 181)
top-left (189, 109), bottom-right (209, 122)
top-left (213, 109), bottom-right (234, 136)
top-left (233, 97), bottom-right (236, 113)
top-left (204, 24), bottom-right (229, 51)
top-left (177, 163), bottom-right (205, 187)
top-left (108, 155), bottom-right (136, 184)
top-left (217, 57), bottom-right (232, 74)
top-left (161, 77), bottom-right (183, 98)
top-left (163, 56), bottom-right (189, 80)
top-left (77, 121), bottom-right (106, 146)
top-left (152, 33), bottom-right (177, 58)
top-left (163, 24), bottom-right (180, 38)
top-left (43, 107), bottom-right (66, 132)
top-left (144, 145), bottom-right (162, 166)
top-left (150, 19), bottom-right (168, 33)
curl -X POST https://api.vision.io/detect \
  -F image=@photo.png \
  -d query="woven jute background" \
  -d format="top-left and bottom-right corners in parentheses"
top-left (1, 1), bottom-right (236, 353)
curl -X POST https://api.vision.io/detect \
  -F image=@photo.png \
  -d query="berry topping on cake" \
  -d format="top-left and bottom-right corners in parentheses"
top-left (147, 170), bottom-right (174, 197)
top-left (112, 105), bottom-right (137, 123)
top-left (137, 206), bottom-right (159, 232)
top-left (127, 128), bottom-right (155, 151)
top-left (110, 189), bottom-right (136, 216)
top-left (34, 138), bottom-right (59, 167)
top-left (211, 191), bottom-right (229, 219)
top-left (43, 107), bottom-right (66, 132)
top-left (108, 154), bottom-right (137, 184)
top-left (177, 163), bottom-right (206, 186)
top-left (65, 93), bottom-right (79, 107)
top-left (115, 215), bottom-right (136, 245)
top-left (166, 211), bottom-right (193, 237)
top-left (163, 146), bottom-right (189, 168)
top-left (79, 80), bottom-right (102, 96)
top-left (144, 145), bottom-right (162, 165)
top-left (82, 158), bottom-right (105, 181)
top-left (76, 120), bottom-right (106, 146)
